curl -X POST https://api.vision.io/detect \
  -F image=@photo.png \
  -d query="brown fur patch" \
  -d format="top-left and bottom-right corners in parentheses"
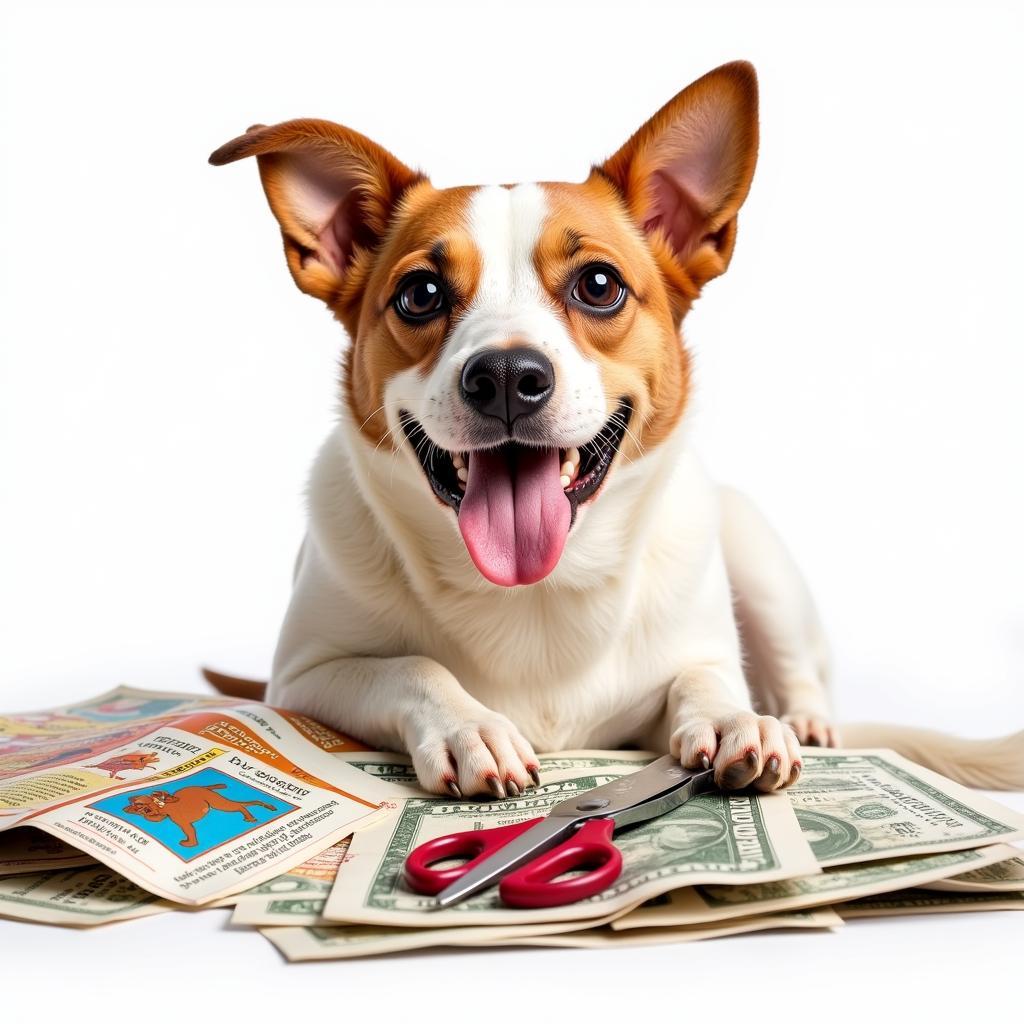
top-left (536, 178), bottom-right (692, 457)
top-left (341, 183), bottom-right (482, 446)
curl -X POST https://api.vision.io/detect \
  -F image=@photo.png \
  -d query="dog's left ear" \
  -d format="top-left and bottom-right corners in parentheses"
top-left (210, 120), bottom-right (423, 305)
top-left (598, 61), bottom-right (759, 294)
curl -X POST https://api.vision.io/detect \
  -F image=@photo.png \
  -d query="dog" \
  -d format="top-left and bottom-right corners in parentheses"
top-left (209, 61), bottom-right (1024, 799)
top-left (123, 784), bottom-right (277, 847)
top-left (86, 751), bottom-right (160, 779)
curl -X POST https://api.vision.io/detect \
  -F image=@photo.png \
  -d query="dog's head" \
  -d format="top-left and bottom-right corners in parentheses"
top-left (123, 790), bottom-right (177, 819)
top-left (211, 62), bottom-right (758, 587)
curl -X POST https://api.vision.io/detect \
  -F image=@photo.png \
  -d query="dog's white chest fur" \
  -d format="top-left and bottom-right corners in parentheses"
top-left (271, 417), bottom-right (747, 753)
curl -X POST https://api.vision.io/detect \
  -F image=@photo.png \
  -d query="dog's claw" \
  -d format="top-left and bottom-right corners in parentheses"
top-left (699, 753), bottom-right (711, 771)
top-left (506, 780), bottom-right (521, 798)
top-left (486, 776), bottom-right (505, 799)
top-left (529, 767), bottom-right (541, 788)
top-left (446, 780), bottom-right (462, 799)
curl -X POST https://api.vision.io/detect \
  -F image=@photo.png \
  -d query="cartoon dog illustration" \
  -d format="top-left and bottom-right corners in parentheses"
top-left (85, 751), bottom-right (160, 779)
top-left (122, 784), bottom-right (277, 848)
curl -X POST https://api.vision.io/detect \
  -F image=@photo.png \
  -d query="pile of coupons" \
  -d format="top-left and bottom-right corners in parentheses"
top-left (1, 687), bottom-right (1022, 960)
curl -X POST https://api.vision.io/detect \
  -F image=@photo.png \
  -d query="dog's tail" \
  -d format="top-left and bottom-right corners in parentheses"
top-left (201, 667), bottom-right (268, 702)
top-left (839, 722), bottom-right (1024, 790)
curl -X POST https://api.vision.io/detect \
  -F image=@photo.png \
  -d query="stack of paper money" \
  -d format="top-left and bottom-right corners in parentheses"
top-left (2, 686), bottom-right (1022, 957)
top-left (245, 748), bottom-right (1024, 960)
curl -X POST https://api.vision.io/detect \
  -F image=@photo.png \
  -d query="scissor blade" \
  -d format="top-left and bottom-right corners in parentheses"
top-left (546, 756), bottom-right (715, 827)
top-left (432, 817), bottom-right (575, 910)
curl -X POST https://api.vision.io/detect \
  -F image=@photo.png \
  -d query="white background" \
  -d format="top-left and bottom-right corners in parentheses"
top-left (1, 0), bottom-right (1021, 1018)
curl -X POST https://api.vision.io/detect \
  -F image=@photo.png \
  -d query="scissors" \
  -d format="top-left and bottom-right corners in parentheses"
top-left (404, 756), bottom-right (715, 910)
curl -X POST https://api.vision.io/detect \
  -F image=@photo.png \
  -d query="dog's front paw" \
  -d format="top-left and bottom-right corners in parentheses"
top-left (670, 710), bottom-right (802, 792)
top-left (409, 711), bottom-right (540, 800)
top-left (781, 712), bottom-right (840, 748)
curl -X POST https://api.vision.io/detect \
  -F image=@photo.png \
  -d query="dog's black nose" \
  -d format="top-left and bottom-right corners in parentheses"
top-left (460, 347), bottom-right (555, 427)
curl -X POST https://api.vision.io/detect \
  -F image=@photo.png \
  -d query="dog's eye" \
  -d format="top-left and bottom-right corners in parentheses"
top-left (572, 265), bottom-right (626, 311)
top-left (394, 273), bottom-right (447, 322)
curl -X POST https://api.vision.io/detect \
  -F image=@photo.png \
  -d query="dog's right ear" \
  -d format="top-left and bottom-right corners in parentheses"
top-left (210, 120), bottom-right (424, 305)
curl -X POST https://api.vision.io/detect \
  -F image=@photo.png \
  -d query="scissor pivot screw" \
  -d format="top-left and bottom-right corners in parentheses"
top-left (575, 798), bottom-right (610, 811)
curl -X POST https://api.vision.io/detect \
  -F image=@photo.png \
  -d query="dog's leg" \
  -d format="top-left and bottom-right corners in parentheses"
top-left (719, 486), bottom-right (838, 747)
top-left (178, 822), bottom-right (198, 847)
top-left (271, 656), bottom-right (539, 799)
top-left (648, 539), bottom-right (803, 792)
top-left (271, 542), bottom-right (540, 799)
top-left (666, 665), bottom-right (804, 792)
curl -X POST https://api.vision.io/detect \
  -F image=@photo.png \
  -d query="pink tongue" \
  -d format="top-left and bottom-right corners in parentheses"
top-left (458, 447), bottom-right (571, 587)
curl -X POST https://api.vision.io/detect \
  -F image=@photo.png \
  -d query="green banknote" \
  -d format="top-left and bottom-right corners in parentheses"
top-left (232, 837), bottom-right (352, 926)
top-left (612, 842), bottom-right (1017, 930)
top-left (479, 907), bottom-right (843, 948)
top-left (923, 854), bottom-right (1024, 893)
top-left (333, 749), bottom-right (657, 795)
top-left (0, 864), bottom-right (173, 926)
top-left (837, 886), bottom-right (1024, 918)
top-left (789, 750), bottom-right (1024, 866)
top-left (322, 763), bottom-right (817, 928)
top-left (261, 907), bottom-right (841, 961)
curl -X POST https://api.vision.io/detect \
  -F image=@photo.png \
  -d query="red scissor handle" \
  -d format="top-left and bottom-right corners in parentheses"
top-left (404, 817), bottom-right (545, 895)
top-left (404, 817), bottom-right (623, 909)
top-left (499, 819), bottom-right (622, 908)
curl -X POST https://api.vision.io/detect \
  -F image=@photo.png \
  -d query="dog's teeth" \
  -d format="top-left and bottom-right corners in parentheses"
top-left (562, 448), bottom-right (581, 484)
top-left (452, 453), bottom-right (465, 470)
top-left (560, 475), bottom-right (571, 489)
top-left (456, 467), bottom-right (468, 483)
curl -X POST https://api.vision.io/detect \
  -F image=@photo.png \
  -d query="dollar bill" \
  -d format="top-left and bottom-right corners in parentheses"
top-left (260, 907), bottom-right (640, 961)
top-left (0, 828), bottom-right (94, 876)
top-left (0, 864), bottom-right (173, 926)
top-left (232, 837), bottom-right (352, 926)
top-left (322, 762), bottom-right (819, 928)
top-left (480, 907), bottom-right (843, 948)
top-left (260, 906), bottom-right (842, 960)
top-left (333, 749), bottom-right (657, 796)
top-left (611, 842), bottom-right (1017, 930)
top-left (790, 750), bottom-right (1024, 866)
top-left (837, 887), bottom-right (1024, 918)
top-left (923, 854), bottom-right (1024, 893)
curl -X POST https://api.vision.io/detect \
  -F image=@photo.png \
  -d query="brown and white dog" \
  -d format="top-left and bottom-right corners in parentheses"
top-left (210, 62), bottom-right (1023, 798)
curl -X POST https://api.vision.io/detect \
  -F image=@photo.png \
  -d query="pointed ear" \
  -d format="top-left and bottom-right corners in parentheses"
top-left (598, 61), bottom-right (759, 293)
top-left (209, 119), bottom-right (424, 304)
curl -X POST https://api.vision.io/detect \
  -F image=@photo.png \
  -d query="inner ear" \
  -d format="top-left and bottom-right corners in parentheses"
top-left (598, 61), bottom-right (759, 290)
top-left (210, 119), bottom-right (424, 305)
top-left (643, 170), bottom-right (705, 261)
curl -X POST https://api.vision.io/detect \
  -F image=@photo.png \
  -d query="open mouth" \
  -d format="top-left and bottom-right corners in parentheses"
top-left (400, 399), bottom-right (632, 587)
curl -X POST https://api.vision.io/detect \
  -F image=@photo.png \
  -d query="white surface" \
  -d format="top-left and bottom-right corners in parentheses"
top-left (1, 0), bottom-right (1021, 1018)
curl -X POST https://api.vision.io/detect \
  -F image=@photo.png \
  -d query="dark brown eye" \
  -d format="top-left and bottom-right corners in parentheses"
top-left (395, 273), bottom-right (446, 322)
top-left (572, 265), bottom-right (626, 311)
